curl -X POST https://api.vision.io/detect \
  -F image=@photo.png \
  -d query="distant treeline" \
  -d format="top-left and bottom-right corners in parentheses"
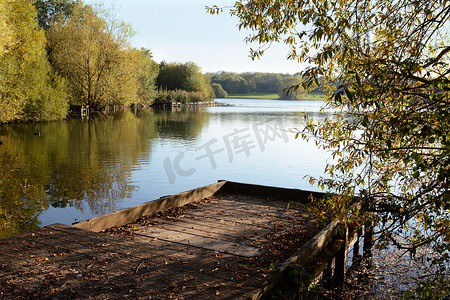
top-left (0, 0), bottom-right (214, 123)
top-left (205, 72), bottom-right (324, 99)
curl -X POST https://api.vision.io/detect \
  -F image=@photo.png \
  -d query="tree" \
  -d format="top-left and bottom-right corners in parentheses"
top-left (47, 3), bottom-right (140, 110)
top-left (278, 75), bottom-right (306, 100)
top-left (256, 73), bottom-right (283, 94)
top-left (211, 72), bottom-right (249, 94)
top-left (157, 61), bottom-right (214, 98)
top-left (240, 72), bottom-right (257, 93)
top-left (209, 71), bottom-right (293, 95)
top-left (34, 0), bottom-right (79, 30)
top-left (0, 0), bottom-right (68, 122)
top-left (0, 0), bottom-right (14, 56)
top-left (211, 83), bottom-right (228, 98)
top-left (135, 48), bottom-right (159, 103)
top-left (209, 0), bottom-right (450, 277)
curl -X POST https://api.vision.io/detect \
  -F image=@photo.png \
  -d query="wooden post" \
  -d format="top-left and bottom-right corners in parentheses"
top-left (353, 225), bottom-right (364, 257)
top-left (353, 234), bottom-right (360, 257)
top-left (363, 220), bottom-right (374, 256)
top-left (323, 258), bottom-right (334, 288)
top-left (363, 220), bottom-right (374, 272)
top-left (131, 104), bottom-right (137, 114)
top-left (333, 225), bottom-right (348, 286)
top-left (81, 105), bottom-right (89, 119)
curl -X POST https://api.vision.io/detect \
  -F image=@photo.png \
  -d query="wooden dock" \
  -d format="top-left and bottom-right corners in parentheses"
top-left (68, 105), bottom-right (89, 119)
top-left (0, 181), bottom-right (364, 299)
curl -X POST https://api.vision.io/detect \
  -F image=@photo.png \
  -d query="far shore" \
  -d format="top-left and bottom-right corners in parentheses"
top-left (227, 93), bottom-right (326, 100)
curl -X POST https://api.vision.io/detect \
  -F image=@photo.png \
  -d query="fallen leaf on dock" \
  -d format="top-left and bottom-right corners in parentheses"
top-left (258, 268), bottom-right (272, 273)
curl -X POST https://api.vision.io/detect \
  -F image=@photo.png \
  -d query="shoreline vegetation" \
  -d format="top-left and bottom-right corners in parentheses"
top-left (1, 0), bottom-right (329, 124)
top-left (1, 0), bottom-right (218, 124)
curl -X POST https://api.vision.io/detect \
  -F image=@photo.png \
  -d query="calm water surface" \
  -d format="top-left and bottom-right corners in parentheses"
top-left (0, 99), bottom-right (332, 236)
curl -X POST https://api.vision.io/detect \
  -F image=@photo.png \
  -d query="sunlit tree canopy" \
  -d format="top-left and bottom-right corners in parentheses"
top-left (0, 0), bottom-right (68, 122)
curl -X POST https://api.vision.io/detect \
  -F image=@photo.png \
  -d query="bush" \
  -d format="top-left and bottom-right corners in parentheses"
top-left (154, 90), bottom-right (170, 104)
top-left (172, 90), bottom-right (190, 104)
top-left (189, 91), bottom-right (208, 102)
top-left (154, 89), bottom-right (210, 104)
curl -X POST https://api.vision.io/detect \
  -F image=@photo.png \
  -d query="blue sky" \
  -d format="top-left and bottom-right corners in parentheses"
top-left (84, 0), bottom-right (307, 74)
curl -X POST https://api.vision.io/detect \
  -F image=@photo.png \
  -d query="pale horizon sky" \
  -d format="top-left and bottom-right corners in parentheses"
top-left (84, 0), bottom-right (308, 74)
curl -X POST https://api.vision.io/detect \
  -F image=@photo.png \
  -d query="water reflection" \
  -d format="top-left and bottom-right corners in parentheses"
top-left (0, 100), bottom-right (329, 236)
top-left (151, 108), bottom-right (210, 140)
top-left (0, 152), bottom-right (46, 238)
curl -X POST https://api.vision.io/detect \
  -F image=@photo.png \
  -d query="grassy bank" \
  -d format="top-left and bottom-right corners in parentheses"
top-left (227, 93), bottom-right (280, 99)
top-left (227, 93), bottom-right (326, 100)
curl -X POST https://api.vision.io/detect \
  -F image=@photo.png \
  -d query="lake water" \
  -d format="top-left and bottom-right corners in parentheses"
top-left (0, 99), bottom-right (332, 236)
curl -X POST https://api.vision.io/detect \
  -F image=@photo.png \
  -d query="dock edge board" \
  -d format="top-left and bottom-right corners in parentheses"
top-left (73, 180), bottom-right (326, 232)
top-left (73, 181), bottom-right (227, 232)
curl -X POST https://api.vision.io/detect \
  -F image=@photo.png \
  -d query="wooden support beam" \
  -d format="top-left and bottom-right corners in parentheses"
top-left (363, 220), bottom-right (374, 257)
top-left (333, 225), bottom-right (348, 286)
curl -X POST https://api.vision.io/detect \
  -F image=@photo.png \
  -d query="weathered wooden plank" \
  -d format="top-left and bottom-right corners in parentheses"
top-left (179, 200), bottom-right (307, 222)
top-left (130, 234), bottom-right (271, 289)
top-left (179, 209), bottom-right (299, 228)
top-left (135, 226), bottom-right (261, 257)
top-left (186, 193), bottom-right (309, 213)
top-left (135, 210), bottom-right (313, 252)
top-left (139, 218), bottom-right (274, 246)
top-left (280, 221), bottom-right (340, 270)
top-left (47, 223), bottom-right (119, 242)
top-left (222, 180), bottom-right (325, 203)
top-left (205, 195), bottom-right (309, 214)
top-left (73, 181), bottom-right (227, 232)
top-left (0, 225), bottom-right (262, 299)
top-left (28, 224), bottom-right (263, 291)
top-left (128, 263), bottom-right (258, 299)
